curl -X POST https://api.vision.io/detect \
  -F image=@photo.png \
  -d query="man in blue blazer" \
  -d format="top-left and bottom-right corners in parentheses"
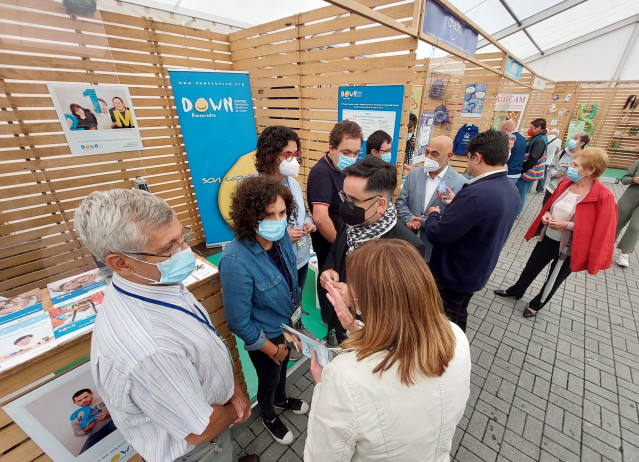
top-left (425, 130), bottom-right (519, 332)
top-left (396, 135), bottom-right (467, 261)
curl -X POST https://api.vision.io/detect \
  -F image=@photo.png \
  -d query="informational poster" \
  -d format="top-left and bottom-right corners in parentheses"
top-left (48, 83), bottom-right (142, 156)
top-left (3, 363), bottom-right (135, 462)
top-left (492, 93), bottom-right (530, 130)
top-left (338, 85), bottom-right (404, 163)
top-left (422, 0), bottom-right (478, 57)
top-left (461, 83), bottom-right (487, 118)
top-left (410, 85), bottom-right (423, 116)
top-left (412, 112), bottom-right (436, 165)
top-left (566, 120), bottom-right (586, 148)
top-left (504, 57), bottom-right (523, 81)
top-left (168, 70), bottom-right (257, 247)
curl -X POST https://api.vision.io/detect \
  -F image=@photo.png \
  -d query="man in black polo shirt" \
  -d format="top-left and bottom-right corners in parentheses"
top-left (307, 120), bottom-right (362, 334)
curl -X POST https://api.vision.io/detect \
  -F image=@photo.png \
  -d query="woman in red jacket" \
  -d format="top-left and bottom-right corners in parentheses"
top-left (494, 148), bottom-right (617, 318)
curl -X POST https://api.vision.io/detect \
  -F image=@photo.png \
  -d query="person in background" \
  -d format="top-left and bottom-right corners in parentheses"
top-left (543, 132), bottom-right (590, 205)
top-left (515, 118), bottom-right (547, 217)
top-left (307, 120), bottom-right (362, 328)
top-left (220, 176), bottom-right (309, 446)
top-left (495, 148), bottom-right (617, 318)
top-left (305, 239), bottom-right (471, 461)
top-left (254, 126), bottom-right (316, 292)
top-left (615, 159), bottom-right (639, 267)
top-left (319, 156), bottom-right (425, 344)
top-left (425, 130), bottom-right (519, 332)
top-left (75, 189), bottom-right (256, 462)
top-left (403, 112), bottom-right (418, 174)
top-left (365, 130), bottom-right (392, 163)
top-left (70, 103), bottom-right (97, 130)
top-left (502, 119), bottom-right (527, 184)
top-left (536, 128), bottom-right (562, 193)
top-left (396, 135), bottom-right (467, 261)
top-left (95, 98), bottom-right (115, 130)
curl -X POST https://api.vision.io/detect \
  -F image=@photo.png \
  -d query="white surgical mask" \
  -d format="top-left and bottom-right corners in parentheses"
top-left (279, 158), bottom-right (300, 177)
top-left (423, 157), bottom-right (444, 172)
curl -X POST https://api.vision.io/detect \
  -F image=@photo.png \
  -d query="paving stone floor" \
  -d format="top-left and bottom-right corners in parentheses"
top-left (233, 181), bottom-right (639, 462)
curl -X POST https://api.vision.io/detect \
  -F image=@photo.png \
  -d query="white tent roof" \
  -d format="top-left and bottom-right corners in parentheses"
top-left (121, 0), bottom-right (639, 82)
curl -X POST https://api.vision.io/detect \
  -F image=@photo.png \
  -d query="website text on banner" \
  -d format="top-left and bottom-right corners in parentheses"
top-left (168, 70), bottom-right (257, 247)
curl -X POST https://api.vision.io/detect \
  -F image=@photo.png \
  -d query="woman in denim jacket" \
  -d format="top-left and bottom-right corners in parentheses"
top-left (219, 176), bottom-right (309, 446)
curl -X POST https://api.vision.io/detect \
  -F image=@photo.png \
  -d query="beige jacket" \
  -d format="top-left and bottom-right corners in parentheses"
top-left (304, 322), bottom-right (471, 462)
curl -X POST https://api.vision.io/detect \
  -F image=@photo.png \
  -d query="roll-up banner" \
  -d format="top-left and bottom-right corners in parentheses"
top-left (168, 70), bottom-right (257, 247)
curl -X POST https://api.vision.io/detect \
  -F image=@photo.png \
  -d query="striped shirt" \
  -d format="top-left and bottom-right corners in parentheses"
top-left (90, 274), bottom-right (234, 462)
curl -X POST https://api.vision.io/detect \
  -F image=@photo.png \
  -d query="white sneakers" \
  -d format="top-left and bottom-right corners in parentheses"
top-left (617, 253), bottom-right (630, 267)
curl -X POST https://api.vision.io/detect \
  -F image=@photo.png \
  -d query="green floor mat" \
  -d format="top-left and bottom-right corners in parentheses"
top-left (602, 168), bottom-right (626, 180)
top-left (207, 253), bottom-right (326, 400)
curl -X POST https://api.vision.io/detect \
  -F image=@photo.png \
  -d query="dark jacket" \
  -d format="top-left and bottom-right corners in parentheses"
top-left (521, 133), bottom-right (547, 174)
top-left (425, 171), bottom-right (519, 293)
top-left (506, 131), bottom-right (527, 175)
top-left (323, 219), bottom-right (426, 278)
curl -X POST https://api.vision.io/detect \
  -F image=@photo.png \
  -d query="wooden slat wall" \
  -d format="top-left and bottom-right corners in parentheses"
top-left (519, 82), bottom-right (639, 169)
top-left (0, 0), bottom-right (232, 297)
top-left (230, 0), bottom-right (419, 192)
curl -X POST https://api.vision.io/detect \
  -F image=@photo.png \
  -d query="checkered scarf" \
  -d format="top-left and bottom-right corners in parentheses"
top-left (345, 202), bottom-right (398, 254)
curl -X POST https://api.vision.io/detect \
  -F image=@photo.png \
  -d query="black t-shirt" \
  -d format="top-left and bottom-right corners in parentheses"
top-left (307, 154), bottom-right (344, 229)
top-left (266, 244), bottom-right (287, 280)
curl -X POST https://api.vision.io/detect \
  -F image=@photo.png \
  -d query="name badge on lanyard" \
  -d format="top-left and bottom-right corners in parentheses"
top-left (290, 303), bottom-right (302, 326)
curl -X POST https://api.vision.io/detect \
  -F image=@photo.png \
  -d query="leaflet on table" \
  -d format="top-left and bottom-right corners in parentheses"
top-left (49, 287), bottom-right (106, 339)
top-left (0, 311), bottom-right (56, 371)
top-left (281, 324), bottom-right (330, 366)
top-left (191, 260), bottom-right (218, 281)
top-left (47, 268), bottom-right (106, 304)
top-left (0, 288), bottom-right (44, 325)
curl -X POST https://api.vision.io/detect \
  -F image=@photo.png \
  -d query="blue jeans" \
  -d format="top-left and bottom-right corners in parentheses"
top-left (515, 177), bottom-right (533, 216)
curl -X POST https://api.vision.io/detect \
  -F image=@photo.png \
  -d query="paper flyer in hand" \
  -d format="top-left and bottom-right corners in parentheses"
top-left (281, 324), bottom-right (330, 366)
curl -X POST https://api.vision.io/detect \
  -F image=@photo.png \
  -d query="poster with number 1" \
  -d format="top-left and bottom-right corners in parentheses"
top-left (48, 83), bottom-right (143, 155)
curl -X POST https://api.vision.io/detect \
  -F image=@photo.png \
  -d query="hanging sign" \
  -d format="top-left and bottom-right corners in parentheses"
top-left (422, 0), bottom-right (478, 57)
top-left (461, 83), bottom-right (487, 118)
top-left (338, 85), bottom-right (405, 164)
top-left (492, 93), bottom-right (530, 130)
top-left (504, 57), bottom-right (523, 81)
top-left (168, 70), bottom-right (257, 247)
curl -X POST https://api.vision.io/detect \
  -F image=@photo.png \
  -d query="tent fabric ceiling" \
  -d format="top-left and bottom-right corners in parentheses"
top-left (120, 0), bottom-right (639, 81)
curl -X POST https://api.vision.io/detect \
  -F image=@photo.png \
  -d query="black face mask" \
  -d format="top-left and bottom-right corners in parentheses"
top-left (339, 200), bottom-right (377, 226)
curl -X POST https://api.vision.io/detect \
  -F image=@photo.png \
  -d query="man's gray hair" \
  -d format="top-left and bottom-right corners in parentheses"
top-left (74, 189), bottom-right (175, 262)
top-left (501, 130), bottom-right (516, 141)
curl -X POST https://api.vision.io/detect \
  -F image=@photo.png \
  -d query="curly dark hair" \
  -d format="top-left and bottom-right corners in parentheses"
top-left (229, 176), bottom-right (295, 240)
top-left (329, 120), bottom-right (363, 149)
top-left (255, 126), bottom-right (300, 175)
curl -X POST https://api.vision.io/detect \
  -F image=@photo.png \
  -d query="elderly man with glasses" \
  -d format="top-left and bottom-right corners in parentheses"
top-left (74, 189), bottom-right (257, 462)
top-left (318, 156), bottom-right (425, 344)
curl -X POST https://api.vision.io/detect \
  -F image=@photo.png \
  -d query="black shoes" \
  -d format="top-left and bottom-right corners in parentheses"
top-left (493, 289), bottom-right (521, 300)
top-left (262, 416), bottom-right (294, 445)
top-left (274, 397), bottom-right (309, 415)
top-left (523, 307), bottom-right (537, 318)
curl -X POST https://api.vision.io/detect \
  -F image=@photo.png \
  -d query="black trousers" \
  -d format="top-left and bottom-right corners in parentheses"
top-left (297, 263), bottom-right (308, 294)
top-left (542, 189), bottom-right (553, 206)
top-left (507, 237), bottom-right (572, 311)
top-left (439, 286), bottom-right (474, 332)
top-left (311, 232), bottom-right (333, 331)
top-left (247, 334), bottom-right (289, 421)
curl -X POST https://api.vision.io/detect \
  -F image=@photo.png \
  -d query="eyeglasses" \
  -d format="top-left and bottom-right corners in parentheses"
top-left (378, 148), bottom-right (392, 154)
top-left (338, 190), bottom-right (380, 210)
top-left (127, 226), bottom-right (193, 259)
top-left (283, 150), bottom-right (302, 162)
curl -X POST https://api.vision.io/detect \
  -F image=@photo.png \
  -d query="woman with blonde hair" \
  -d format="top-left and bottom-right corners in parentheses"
top-left (304, 239), bottom-right (471, 461)
top-left (495, 148), bottom-right (617, 318)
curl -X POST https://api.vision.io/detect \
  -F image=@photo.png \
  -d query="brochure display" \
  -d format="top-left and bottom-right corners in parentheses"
top-left (3, 363), bottom-right (135, 462)
top-left (47, 83), bottom-right (143, 156)
top-left (338, 85), bottom-right (405, 164)
top-left (168, 70), bottom-right (257, 247)
top-left (412, 112), bottom-right (436, 165)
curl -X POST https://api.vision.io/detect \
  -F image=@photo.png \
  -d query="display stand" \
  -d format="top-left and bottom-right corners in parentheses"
top-left (0, 258), bottom-right (245, 462)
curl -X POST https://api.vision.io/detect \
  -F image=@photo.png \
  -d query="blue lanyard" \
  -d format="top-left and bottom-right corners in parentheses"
top-left (112, 283), bottom-right (219, 336)
top-left (257, 240), bottom-right (298, 306)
